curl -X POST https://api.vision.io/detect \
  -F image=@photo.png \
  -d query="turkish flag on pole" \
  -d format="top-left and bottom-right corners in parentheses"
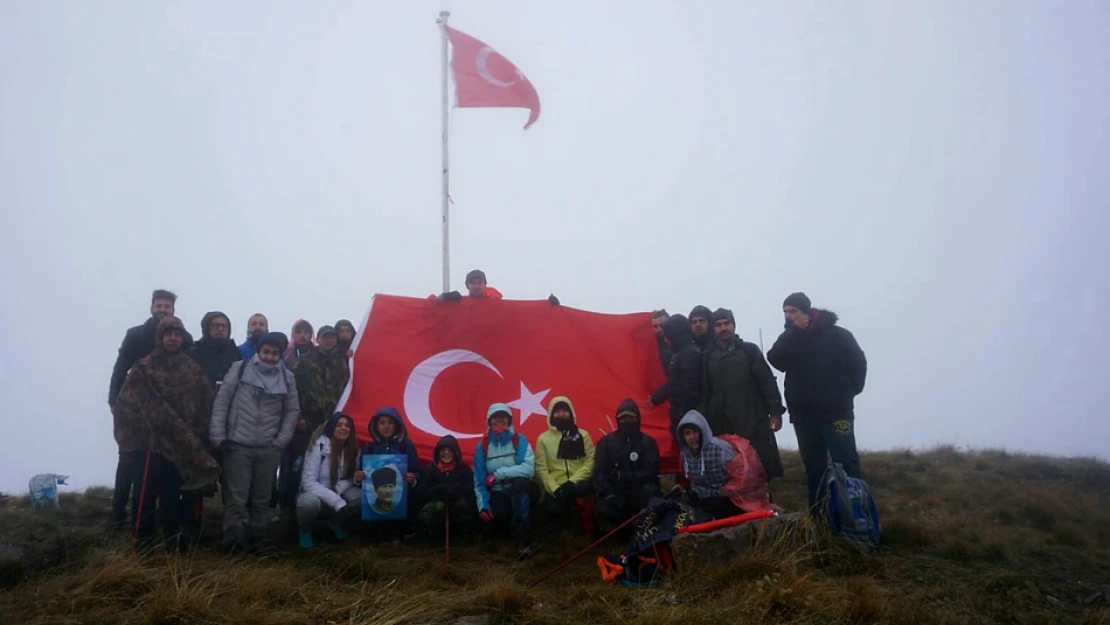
top-left (445, 26), bottom-right (541, 129)
top-left (339, 296), bottom-right (676, 471)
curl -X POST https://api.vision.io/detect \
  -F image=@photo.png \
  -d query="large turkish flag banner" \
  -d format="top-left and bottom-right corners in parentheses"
top-left (338, 295), bottom-right (676, 471)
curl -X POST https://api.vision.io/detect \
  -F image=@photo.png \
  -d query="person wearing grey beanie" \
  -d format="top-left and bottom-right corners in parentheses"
top-left (767, 294), bottom-right (868, 509)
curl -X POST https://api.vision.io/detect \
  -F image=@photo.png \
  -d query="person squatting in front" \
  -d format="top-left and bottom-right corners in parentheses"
top-left (361, 407), bottom-right (421, 537)
top-left (535, 396), bottom-right (597, 538)
top-left (285, 324), bottom-right (350, 510)
top-left (677, 410), bottom-right (745, 520)
top-left (114, 316), bottom-right (219, 553)
top-left (473, 403), bottom-right (539, 560)
top-left (209, 331), bottom-right (300, 554)
top-left (416, 435), bottom-right (477, 541)
top-left (296, 413), bottom-right (362, 548)
top-left (593, 399), bottom-right (661, 529)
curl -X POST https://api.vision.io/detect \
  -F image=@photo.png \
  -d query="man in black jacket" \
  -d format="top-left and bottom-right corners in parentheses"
top-left (689, 305), bottom-right (713, 355)
top-left (189, 311), bottom-right (241, 391)
top-left (594, 399), bottom-right (660, 527)
top-left (645, 314), bottom-right (702, 444)
top-left (106, 289), bottom-right (194, 527)
top-left (767, 292), bottom-right (867, 509)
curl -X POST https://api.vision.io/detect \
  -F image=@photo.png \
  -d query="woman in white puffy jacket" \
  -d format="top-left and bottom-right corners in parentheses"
top-left (296, 412), bottom-right (364, 548)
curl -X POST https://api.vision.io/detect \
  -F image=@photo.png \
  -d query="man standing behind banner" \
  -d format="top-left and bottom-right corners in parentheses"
top-left (689, 305), bottom-right (714, 356)
top-left (700, 308), bottom-right (785, 481)
top-left (652, 309), bottom-right (672, 372)
top-left (644, 314), bottom-right (703, 443)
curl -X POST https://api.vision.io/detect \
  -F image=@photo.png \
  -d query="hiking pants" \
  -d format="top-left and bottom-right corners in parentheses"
top-left (221, 445), bottom-right (281, 545)
top-left (794, 417), bottom-right (863, 509)
top-left (295, 486), bottom-right (360, 531)
top-left (129, 450), bottom-right (184, 552)
top-left (419, 497), bottom-right (477, 539)
top-left (540, 481), bottom-right (597, 536)
top-left (596, 483), bottom-right (661, 526)
top-left (112, 449), bottom-right (134, 524)
top-left (489, 477), bottom-right (540, 548)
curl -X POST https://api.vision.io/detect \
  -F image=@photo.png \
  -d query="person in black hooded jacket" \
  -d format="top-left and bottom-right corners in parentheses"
top-left (189, 311), bottom-right (242, 391)
top-left (416, 435), bottom-right (477, 539)
top-left (767, 292), bottom-right (868, 509)
top-left (689, 305), bottom-right (714, 355)
top-left (645, 314), bottom-right (703, 442)
top-left (594, 399), bottom-right (661, 527)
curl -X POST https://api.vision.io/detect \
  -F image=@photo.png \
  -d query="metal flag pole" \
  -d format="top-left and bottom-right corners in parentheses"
top-left (437, 11), bottom-right (451, 294)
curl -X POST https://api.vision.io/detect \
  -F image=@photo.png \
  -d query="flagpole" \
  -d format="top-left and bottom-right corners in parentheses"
top-left (437, 11), bottom-right (451, 294)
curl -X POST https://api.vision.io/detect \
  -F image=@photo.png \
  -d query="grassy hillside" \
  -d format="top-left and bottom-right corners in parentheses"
top-left (1, 447), bottom-right (1108, 625)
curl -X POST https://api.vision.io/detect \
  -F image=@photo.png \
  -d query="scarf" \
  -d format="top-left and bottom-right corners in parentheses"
top-left (241, 354), bottom-right (289, 395)
top-left (436, 460), bottom-right (457, 473)
top-left (556, 427), bottom-right (586, 460)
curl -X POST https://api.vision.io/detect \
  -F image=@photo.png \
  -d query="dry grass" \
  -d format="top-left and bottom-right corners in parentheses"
top-left (2, 447), bottom-right (1109, 624)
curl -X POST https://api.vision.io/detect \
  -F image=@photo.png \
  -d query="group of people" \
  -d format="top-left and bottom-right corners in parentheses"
top-left (107, 269), bottom-right (868, 561)
top-left (648, 294), bottom-right (868, 511)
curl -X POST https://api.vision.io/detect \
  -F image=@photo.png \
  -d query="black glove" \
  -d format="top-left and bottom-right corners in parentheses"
top-left (548, 294), bottom-right (560, 306)
top-left (555, 482), bottom-right (575, 503)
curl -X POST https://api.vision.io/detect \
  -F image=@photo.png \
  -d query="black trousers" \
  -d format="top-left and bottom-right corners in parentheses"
top-left (112, 450), bottom-right (134, 523)
top-left (488, 478), bottom-right (540, 548)
top-left (596, 483), bottom-right (661, 525)
top-left (540, 481), bottom-right (594, 518)
top-left (130, 451), bottom-right (186, 552)
top-left (794, 417), bottom-right (863, 509)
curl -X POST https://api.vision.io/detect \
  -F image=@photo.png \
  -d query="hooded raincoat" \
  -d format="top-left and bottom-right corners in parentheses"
top-left (677, 410), bottom-right (737, 500)
top-left (361, 407), bottom-right (420, 476)
top-left (114, 317), bottom-right (219, 474)
top-left (534, 396), bottom-right (595, 496)
top-left (189, 311), bottom-right (242, 390)
top-left (472, 403), bottom-right (535, 512)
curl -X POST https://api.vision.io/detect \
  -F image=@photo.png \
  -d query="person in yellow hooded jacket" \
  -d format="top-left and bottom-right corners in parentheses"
top-left (535, 396), bottom-right (598, 537)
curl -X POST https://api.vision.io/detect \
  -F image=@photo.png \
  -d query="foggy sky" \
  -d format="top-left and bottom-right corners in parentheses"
top-left (2, 2), bottom-right (1108, 493)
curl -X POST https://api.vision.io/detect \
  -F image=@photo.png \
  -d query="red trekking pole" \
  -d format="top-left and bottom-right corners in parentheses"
top-left (132, 450), bottom-right (152, 554)
top-left (526, 512), bottom-right (639, 589)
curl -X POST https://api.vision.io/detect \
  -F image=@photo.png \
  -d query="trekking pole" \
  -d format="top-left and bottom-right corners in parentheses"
top-left (132, 450), bottom-right (152, 555)
top-left (445, 508), bottom-right (451, 566)
top-left (526, 512), bottom-right (639, 589)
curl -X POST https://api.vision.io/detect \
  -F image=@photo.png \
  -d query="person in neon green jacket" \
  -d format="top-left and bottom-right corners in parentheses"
top-left (535, 396), bottom-right (598, 537)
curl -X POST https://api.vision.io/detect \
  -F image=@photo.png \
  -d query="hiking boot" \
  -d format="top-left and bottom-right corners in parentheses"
top-left (329, 522), bottom-right (349, 541)
top-left (299, 531), bottom-right (314, 549)
top-left (221, 539), bottom-right (244, 557)
top-left (516, 544), bottom-right (537, 561)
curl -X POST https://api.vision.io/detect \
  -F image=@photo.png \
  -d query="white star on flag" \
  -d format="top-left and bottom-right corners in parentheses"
top-left (508, 382), bottom-right (550, 427)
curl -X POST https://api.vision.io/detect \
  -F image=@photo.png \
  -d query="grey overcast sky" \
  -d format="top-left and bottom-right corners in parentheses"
top-left (2, 2), bottom-right (1108, 493)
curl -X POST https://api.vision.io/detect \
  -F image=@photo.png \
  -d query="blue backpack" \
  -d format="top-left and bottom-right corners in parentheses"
top-left (817, 463), bottom-right (880, 551)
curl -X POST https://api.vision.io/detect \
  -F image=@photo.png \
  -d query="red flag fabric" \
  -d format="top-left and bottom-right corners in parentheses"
top-left (445, 26), bottom-right (541, 129)
top-left (338, 295), bottom-right (677, 472)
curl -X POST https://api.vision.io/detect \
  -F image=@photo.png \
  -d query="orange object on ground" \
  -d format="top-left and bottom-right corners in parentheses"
top-left (676, 509), bottom-right (776, 535)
